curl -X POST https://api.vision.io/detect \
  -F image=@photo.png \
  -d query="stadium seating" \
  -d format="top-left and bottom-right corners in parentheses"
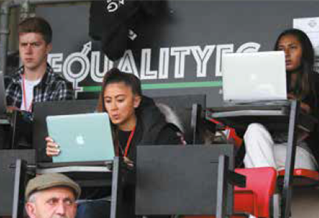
top-left (278, 169), bottom-right (319, 186)
top-left (183, 167), bottom-right (277, 218)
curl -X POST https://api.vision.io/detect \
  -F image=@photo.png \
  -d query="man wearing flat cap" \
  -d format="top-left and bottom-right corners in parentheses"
top-left (25, 173), bottom-right (81, 218)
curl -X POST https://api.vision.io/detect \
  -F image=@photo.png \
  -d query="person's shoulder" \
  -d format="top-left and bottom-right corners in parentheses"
top-left (138, 96), bottom-right (156, 110)
top-left (48, 71), bottom-right (67, 82)
top-left (4, 67), bottom-right (22, 84)
top-left (46, 69), bottom-right (71, 86)
top-left (157, 123), bottom-right (186, 145)
top-left (137, 95), bottom-right (166, 122)
top-left (45, 71), bottom-right (73, 96)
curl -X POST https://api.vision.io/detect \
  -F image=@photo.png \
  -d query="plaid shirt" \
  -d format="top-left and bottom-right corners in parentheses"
top-left (5, 64), bottom-right (74, 111)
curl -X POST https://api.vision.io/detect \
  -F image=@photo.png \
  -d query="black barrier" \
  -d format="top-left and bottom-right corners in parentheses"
top-left (0, 149), bottom-right (36, 216)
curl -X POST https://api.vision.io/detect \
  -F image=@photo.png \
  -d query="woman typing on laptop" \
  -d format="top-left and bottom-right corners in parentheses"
top-left (243, 29), bottom-right (319, 171)
top-left (45, 68), bottom-right (184, 218)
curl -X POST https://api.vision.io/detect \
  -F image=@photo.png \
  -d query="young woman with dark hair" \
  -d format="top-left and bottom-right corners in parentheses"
top-left (46, 68), bottom-right (183, 218)
top-left (274, 28), bottom-right (318, 114)
top-left (47, 68), bottom-right (183, 160)
top-left (96, 68), bottom-right (184, 162)
top-left (244, 29), bottom-right (319, 170)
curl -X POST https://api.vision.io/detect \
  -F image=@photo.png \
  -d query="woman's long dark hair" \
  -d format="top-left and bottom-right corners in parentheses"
top-left (274, 28), bottom-right (316, 100)
top-left (97, 68), bottom-right (142, 156)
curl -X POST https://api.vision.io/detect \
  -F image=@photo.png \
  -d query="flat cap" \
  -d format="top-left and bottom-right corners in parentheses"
top-left (25, 173), bottom-right (81, 200)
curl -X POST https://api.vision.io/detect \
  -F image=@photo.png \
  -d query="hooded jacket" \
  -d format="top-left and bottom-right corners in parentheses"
top-left (118, 96), bottom-right (183, 162)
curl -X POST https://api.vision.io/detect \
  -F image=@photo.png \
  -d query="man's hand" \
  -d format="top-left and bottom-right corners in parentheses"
top-left (6, 106), bottom-right (20, 113)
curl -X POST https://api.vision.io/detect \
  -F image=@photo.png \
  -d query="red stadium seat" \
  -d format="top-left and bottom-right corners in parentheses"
top-left (235, 167), bottom-right (277, 218)
top-left (232, 189), bottom-right (258, 217)
top-left (278, 169), bottom-right (319, 186)
top-left (183, 167), bottom-right (277, 218)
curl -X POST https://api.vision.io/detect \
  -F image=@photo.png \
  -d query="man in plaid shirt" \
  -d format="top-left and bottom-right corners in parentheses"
top-left (0, 17), bottom-right (73, 149)
top-left (5, 16), bottom-right (74, 113)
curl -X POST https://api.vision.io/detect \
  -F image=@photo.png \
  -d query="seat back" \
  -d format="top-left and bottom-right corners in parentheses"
top-left (0, 150), bottom-right (36, 216)
top-left (183, 167), bottom-right (276, 218)
top-left (232, 190), bottom-right (257, 217)
top-left (135, 144), bottom-right (235, 216)
top-left (235, 167), bottom-right (277, 218)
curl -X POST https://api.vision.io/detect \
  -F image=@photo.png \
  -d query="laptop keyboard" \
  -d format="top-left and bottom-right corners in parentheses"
top-left (225, 100), bottom-right (289, 107)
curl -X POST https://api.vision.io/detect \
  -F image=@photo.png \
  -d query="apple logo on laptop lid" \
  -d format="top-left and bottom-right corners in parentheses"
top-left (75, 135), bottom-right (85, 145)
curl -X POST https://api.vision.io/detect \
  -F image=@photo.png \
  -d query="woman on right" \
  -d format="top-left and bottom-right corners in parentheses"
top-left (243, 28), bottom-right (319, 171)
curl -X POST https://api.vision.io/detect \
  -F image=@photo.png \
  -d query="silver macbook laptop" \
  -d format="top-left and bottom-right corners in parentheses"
top-left (46, 113), bottom-right (114, 165)
top-left (222, 51), bottom-right (287, 105)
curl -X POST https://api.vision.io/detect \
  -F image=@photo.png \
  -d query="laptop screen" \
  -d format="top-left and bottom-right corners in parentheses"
top-left (47, 113), bottom-right (114, 164)
top-left (33, 99), bottom-right (99, 163)
top-left (222, 51), bottom-right (287, 103)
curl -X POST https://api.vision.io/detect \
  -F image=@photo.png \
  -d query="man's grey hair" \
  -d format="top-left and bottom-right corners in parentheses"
top-left (27, 192), bottom-right (39, 203)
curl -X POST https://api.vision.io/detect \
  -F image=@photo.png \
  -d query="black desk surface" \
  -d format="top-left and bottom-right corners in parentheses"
top-left (206, 101), bottom-right (316, 136)
top-left (37, 166), bottom-right (112, 187)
